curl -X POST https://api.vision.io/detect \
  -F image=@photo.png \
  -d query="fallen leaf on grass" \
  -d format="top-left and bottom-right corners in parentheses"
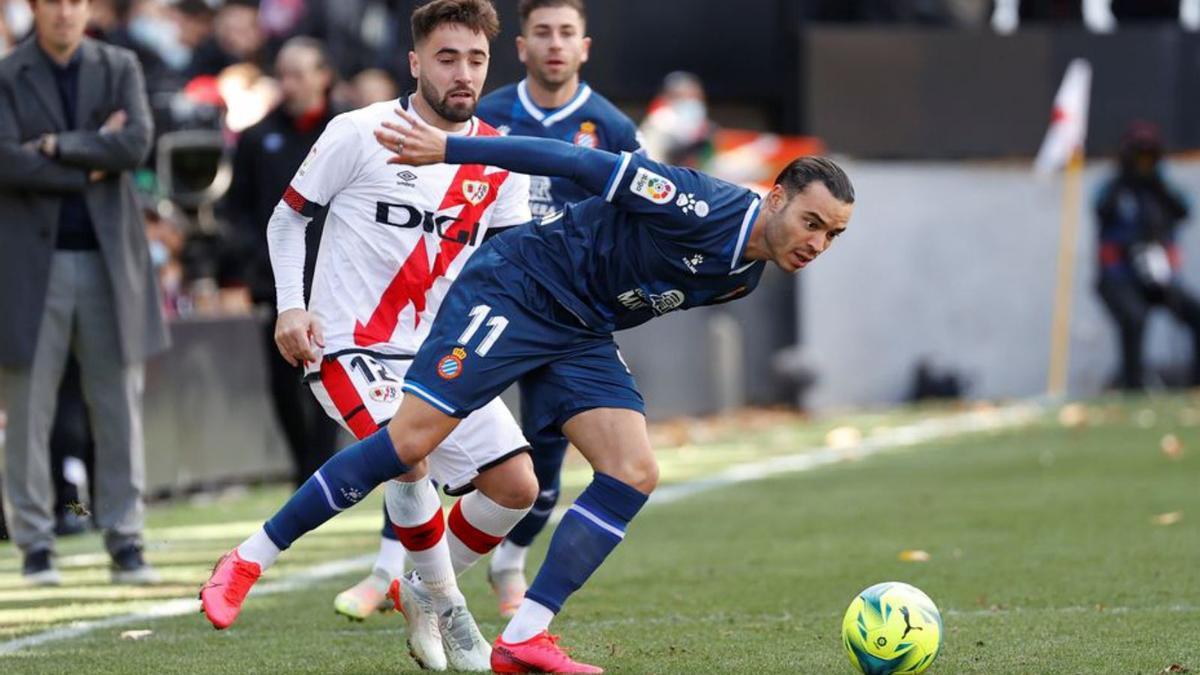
top-left (825, 426), bottom-right (863, 449)
top-left (1152, 512), bottom-right (1183, 526)
top-left (1161, 434), bottom-right (1185, 460)
top-left (1057, 404), bottom-right (1088, 428)
top-left (1160, 665), bottom-right (1189, 674)
top-left (1136, 409), bottom-right (1158, 428)
top-left (120, 630), bottom-right (153, 640)
top-left (898, 549), bottom-right (931, 562)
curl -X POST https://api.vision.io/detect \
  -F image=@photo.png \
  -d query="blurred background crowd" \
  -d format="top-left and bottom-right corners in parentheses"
top-left (3, 0), bottom-right (1200, 532)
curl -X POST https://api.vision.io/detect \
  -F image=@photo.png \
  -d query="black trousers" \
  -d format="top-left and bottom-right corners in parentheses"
top-left (260, 315), bottom-right (340, 486)
top-left (1097, 275), bottom-right (1200, 390)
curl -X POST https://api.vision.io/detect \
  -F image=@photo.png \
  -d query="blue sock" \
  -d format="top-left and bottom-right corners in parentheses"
top-left (524, 472), bottom-right (648, 613)
top-left (264, 428), bottom-right (409, 550)
top-left (505, 438), bottom-right (567, 547)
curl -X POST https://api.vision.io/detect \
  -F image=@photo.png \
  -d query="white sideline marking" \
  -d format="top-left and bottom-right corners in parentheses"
top-left (0, 404), bottom-right (1038, 656)
top-left (0, 554), bottom-right (374, 656)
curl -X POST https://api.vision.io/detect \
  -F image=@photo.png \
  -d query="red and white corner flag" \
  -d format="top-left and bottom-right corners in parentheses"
top-left (1034, 59), bottom-right (1092, 175)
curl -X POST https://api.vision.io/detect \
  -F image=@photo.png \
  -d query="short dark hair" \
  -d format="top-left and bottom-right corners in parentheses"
top-left (775, 156), bottom-right (855, 204)
top-left (518, 0), bottom-right (586, 29)
top-left (279, 36), bottom-right (332, 73)
top-left (411, 0), bottom-right (501, 45)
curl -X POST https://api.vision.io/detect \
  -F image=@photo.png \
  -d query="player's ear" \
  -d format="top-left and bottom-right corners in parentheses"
top-left (409, 51), bottom-right (419, 80)
top-left (767, 184), bottom-right (789, 213)
top-left (516, 35), bottom-right (528, 65)
top-left (580, 36), bottom-right (591, 64)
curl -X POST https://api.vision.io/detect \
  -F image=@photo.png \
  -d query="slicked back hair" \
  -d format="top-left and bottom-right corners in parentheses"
top-left (411, 0), bottom-right (501, 46)
top-left (518, 0), bottom-right (586, 30)
top-left (775, 157), bottom-right (855, 204)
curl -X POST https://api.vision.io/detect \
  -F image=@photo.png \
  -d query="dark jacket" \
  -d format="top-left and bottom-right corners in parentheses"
top-left (223, 103), bottom-right (334, 304)
top-left (0, 38), bottom-right (168, 367)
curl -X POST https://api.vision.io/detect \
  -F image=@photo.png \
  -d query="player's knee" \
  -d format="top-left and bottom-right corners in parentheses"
top-left (391, 435), bottom-right (436, 468)
top-left (608, 453), bottom-right (658, 495)
top-left (475, 453), bottom-right (538, 509)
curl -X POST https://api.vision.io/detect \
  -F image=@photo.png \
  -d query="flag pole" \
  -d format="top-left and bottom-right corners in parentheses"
top-left (1046, 148), bottom-right (1085, 397)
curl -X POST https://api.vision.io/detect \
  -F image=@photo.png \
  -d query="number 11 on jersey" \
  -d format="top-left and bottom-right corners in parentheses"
top-left (457, 305), bottom-right (509, 357)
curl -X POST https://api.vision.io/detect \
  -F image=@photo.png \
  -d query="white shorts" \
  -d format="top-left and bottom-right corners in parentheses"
top-left (308, 351), bottom-right (528, 493)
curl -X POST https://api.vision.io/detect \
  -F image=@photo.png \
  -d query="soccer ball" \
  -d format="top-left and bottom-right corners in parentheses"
top-left (841, 581), bottom-right (943, 674)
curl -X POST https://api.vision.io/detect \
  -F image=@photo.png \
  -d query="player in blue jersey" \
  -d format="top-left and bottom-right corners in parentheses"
top-left (197, 104), bottom-right (852, 674)
top-left (369, 110), bottom-right (854, 673)
top-left (474, 0), bottom-right (645, 618)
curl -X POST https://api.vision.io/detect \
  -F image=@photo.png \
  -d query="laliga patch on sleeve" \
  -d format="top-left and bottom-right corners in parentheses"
top-left (630, 167), bottom-right (677, 205)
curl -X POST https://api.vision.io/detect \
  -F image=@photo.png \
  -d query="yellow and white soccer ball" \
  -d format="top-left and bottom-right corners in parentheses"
top-left (841, 581), bottom-right (942, 674)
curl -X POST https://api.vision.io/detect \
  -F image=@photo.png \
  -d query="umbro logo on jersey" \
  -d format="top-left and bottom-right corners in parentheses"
top-left (396, 170), bottom-right (419, 188)
top-left (462, 180), bottom-right (490, 206)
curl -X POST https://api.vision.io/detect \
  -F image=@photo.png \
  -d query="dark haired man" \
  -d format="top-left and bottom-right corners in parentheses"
top-left (474, 0), bottom-right (645, 618)
top-left (364, 115), bottom-right (854, 672)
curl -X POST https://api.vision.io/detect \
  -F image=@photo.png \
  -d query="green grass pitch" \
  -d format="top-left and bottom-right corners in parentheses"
top-left (1, 395), bottom-right (1197, 673)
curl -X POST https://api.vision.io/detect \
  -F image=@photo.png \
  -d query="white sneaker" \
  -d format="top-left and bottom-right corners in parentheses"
top-left (438, 604), bottom-right (492, 672)
top-left (389, 573), bottom-right (447, 671)
top-left (334, 568), bottom-right (392, 621)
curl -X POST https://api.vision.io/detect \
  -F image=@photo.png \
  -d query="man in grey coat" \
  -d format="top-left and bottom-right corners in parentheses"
top-left (0, 0), bottom-right (168, 585)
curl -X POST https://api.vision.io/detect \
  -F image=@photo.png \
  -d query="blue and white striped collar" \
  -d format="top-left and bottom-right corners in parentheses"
top-left (517, 79), bottom-right (593, 128)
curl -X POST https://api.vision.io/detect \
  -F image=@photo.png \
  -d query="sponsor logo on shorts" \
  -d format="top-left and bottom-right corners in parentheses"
top-left (630, 167), bottom-right (676, 204)
top-left (369, 384), bottom-right (400, 403)
top-left (574, 121), bottom-right (598, 149)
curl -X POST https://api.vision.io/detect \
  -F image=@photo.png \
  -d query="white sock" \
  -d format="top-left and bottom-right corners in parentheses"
top-left (237, 528), bottom-right (281, 569)
top-left (385, 478), bottom-right (464, 613)
top-left (374, 537), bottom-right (407, 581)
top-left (501, 598), bottom-right (556, 643)
top-left (447, 492), bottom-right (531, 575)
top-left (489, 540), bottom-right (530, 574)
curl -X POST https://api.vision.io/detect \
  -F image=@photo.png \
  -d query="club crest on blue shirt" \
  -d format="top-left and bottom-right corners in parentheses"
top-left (462, 180), bottom-right (490, 206)
top-left (630, 167), bottom-right (676, 204)
top-left (437, 347), bottom-right (467, 380)
top-left (573, 121), bottom-right (599, 149)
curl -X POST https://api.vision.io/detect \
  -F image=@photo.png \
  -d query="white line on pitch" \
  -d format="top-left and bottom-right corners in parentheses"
top-left (0, 404), bottom-right (1039, 656)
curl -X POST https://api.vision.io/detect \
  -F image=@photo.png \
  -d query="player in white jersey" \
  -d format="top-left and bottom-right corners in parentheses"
top-left (201, 3), bottom-right (537, 671)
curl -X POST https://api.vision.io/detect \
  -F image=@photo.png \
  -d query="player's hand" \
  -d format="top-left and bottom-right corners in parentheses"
top-left (375, 107), bottom-right (447, 167)
top-left (274, 308), bottom-right (325, 367)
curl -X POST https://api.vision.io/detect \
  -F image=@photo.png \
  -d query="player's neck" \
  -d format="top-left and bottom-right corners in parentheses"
top-left (409, 94), bottom-right (471, 134)
top-left (525, 74), bottom-right (581, 110)
top-left (742, 215), bottom-right (770, 263)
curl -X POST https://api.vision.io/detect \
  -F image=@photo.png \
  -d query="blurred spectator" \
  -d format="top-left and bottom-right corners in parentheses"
top-left (89, 0), bottom-right (172, 92)
top-left (187, 0), bottom-right (263, 78)
top-left (639, 71), bottom-right (715, 168)
top-left (344, 67), bottom-right (398, 108)
top-left (1095, 122), bottom-right (1200, 390)
top-left (222, 36), bottom-right (340, 484)
top-left (0, 0), bottom-right (34, 55)
top-left (0, 0), bottom-right (167, 585)
top-left (304, 0), bottom-right (407, 80)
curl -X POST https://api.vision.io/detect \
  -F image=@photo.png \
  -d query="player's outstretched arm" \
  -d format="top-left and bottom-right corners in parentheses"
top-left (376, 107), bottom-right (619, 195)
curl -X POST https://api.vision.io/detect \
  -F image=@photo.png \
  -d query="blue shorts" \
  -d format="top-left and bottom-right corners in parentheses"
top-left (404, 246), bottom-right (645, 436)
